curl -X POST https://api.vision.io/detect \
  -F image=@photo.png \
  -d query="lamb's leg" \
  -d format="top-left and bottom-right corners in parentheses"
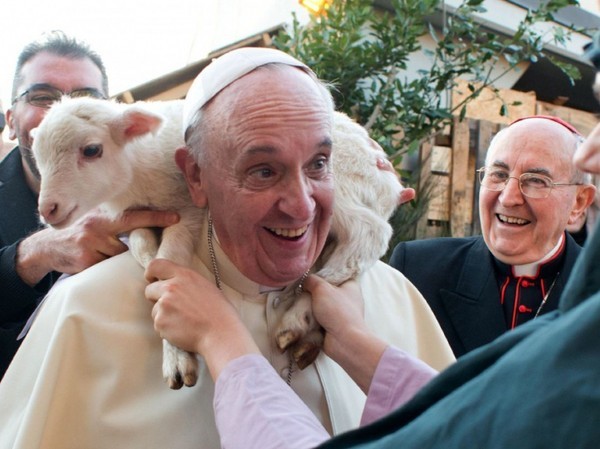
top-left (155, 208), bottom-right (205, 389)
top-left (162, 340), bottom-right (199, 389)
top-left (128, 227), bottom-right (160, 268)
top-left (276, 290), bottom-right (324, 369)
top-left (291, 328), bottom-right (324, 370)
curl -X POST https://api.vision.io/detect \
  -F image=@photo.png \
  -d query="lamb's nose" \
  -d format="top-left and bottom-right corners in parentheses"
top-left (39, 202), bottom-right (60, 224)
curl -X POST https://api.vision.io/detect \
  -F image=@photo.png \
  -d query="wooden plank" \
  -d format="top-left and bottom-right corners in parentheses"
top-left (465, 120), bottom-right (479, 236)
top-left (450, 118), bottom-right (472, 237)
top-left (119, 91), bottom-right (135, 104)
top-left (415, 140), bottom-right (433, 239)
top-left (430, 145), bottom-right (451, 174)
top-left (416, 140), bottom-right (452, 237)
top-left (471, 120), bottom-right (500, 235)
top-left (146, 81), bottom-right (193, 101)
top-left (452, 79), bottom-right (537, 125)
top-left (422, 219), bottom-right (449, 239)
top-left (535, 101), bottom-right (598, 136)
top-left (427, 174), bottom-right (451, 221)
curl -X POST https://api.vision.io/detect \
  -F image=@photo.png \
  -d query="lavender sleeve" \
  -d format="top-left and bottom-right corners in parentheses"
top-left (360, 346), bottom-right (438, 426)
top-left (214, 348), bottom-right (438, 449)
top-left (214, 354), bottom-right (330, 449)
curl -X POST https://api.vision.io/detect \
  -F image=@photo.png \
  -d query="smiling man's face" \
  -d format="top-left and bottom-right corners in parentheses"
top-left (188, 65), bottom-right (335, 288)
top-left (479, 118), bottom-right (590, 265)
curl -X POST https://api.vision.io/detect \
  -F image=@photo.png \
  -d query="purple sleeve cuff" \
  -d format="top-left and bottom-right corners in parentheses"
top-left (360, 346), bottom-right (438, 426)
top-left (214, 354), bottom-right (330, 449)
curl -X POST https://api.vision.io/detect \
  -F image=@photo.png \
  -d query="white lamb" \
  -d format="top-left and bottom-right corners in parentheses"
top-left (32, 98), bottom-right (405, 380)
top-left (32, 97), bottom-right (204, 390)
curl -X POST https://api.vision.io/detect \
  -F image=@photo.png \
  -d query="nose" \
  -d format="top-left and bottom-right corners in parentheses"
top-left (279, 175), bottom-right (315, 220)
top-left (498, 176), bottom-right (525, 206)
top-left (39, 200), bottom-right (61, 225)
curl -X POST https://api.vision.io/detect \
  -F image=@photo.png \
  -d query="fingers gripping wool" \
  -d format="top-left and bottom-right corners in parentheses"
top-left (32, 97), bottom-right (204, 390)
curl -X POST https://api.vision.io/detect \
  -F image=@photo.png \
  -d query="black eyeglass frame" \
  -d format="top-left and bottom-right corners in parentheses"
top-left (11, 83), bottom-right (107, 108)
top-left (477, 167), bottom-right (583, 199)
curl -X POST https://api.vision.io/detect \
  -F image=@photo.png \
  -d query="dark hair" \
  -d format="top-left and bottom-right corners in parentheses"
top-left (11, 30), bottom-right (108, 99)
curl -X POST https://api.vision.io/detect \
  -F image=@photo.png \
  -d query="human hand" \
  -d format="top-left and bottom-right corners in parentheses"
top-left (16, 208), bottom-right (180, 286)
top-left (145, 259), bottom-right (260, 380)
top-left (303, 275), bottom-right (387, 393)
top-left (302, 275), bottom-right (367, 356)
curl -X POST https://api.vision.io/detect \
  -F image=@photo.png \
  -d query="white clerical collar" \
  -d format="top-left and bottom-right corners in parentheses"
top-left (513, 233), bottom-right (565, 277)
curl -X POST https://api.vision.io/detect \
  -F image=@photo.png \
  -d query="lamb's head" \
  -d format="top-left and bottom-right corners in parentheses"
top-left (331, 111), bottom-right (404, 221)
top-left (33, 97), bottom-right (164, 228)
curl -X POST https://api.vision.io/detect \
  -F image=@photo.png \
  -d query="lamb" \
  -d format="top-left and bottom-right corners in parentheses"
top-left (32, 97), bottom-right (405, 382)
top-left (275, 111), bottom-right (405, 368)
top-left (32, 97), bottom-right (204, 390)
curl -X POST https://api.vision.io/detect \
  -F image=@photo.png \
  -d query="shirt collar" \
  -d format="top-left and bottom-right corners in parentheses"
top-left (513, 233), bottom-right (565, 277)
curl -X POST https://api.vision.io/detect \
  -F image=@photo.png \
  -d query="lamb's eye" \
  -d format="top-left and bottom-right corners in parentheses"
top-left (81, 144), bottom-right (103, 159)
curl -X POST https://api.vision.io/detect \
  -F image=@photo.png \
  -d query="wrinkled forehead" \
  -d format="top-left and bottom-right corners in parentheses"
top-left (191, 63), bottom-right (334, 169)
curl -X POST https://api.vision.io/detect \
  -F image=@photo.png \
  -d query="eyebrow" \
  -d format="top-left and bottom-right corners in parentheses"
top-left (244, 137), bottom-right (333, 156)
top-left (24, 83), bottom-right (57, 91)
top-left (320, 137), bottom-right (333, 149)
top-left (489, 161), bottom-right (553, 177)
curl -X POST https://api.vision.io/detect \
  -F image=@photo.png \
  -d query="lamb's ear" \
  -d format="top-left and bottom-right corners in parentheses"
top-left (110, 108), bottom-right (163, 144)
top-left (30, 127), bottom-right (38, 140)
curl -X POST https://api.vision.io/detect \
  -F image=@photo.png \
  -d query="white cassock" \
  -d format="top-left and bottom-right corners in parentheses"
top-left (0, 217), bottom-right (454, 449)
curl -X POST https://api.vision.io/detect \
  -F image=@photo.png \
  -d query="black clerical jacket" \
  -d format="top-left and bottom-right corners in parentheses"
top-left (389, 234), bottom-right (581, 357)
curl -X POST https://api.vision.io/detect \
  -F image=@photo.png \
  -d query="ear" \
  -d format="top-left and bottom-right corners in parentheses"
top-left (567, 184), bottom-right (597, 226)
top-left (175, 147), bottom-right (208, 207)
top-left (29, 127), bottom-right (38, 140)
top-left (111, 108), bottom-right (163, 144)
top-left (5, 108), bottom-right (16, 141)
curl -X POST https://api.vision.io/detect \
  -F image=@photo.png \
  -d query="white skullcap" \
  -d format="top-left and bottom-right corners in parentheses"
top-left (182, 47), bottom-right (312, 135)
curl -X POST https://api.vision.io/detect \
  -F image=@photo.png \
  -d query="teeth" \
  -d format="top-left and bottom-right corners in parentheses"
top-left (268, 225), bottom-right (308, 238)
top-left (498, 214), bottom-right (529, 225)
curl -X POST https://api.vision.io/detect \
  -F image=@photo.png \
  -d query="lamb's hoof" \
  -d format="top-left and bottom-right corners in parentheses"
top-left (182, 369), bottom-right (198, 388)
top-left (166, 365), bottom-right (198, 390)
top-left (276, 329), bottom-right (301, 352)
top-left (167, 372), bottom-right (185, 390)
top-left (163, 346), bottom-right (199, 389)
top-left (292, 342), bottom-right (321, 370)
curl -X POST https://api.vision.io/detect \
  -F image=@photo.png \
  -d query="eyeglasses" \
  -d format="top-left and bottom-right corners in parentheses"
top-left (477, 167), bottom-right (582, 199)
top-left (12, 84), bottom-right (107, 109)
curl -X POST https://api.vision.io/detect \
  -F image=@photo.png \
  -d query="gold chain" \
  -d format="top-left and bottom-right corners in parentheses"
top-left (534, 272), bottom-right (560, 318)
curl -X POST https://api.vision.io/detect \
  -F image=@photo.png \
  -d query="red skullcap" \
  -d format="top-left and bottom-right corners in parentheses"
top-left (509, 115), bottom-right (582, 136)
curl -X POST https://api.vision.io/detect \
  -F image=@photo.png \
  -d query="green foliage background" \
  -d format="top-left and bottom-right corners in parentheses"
top-left (273, 0), bottom-right (583, 252)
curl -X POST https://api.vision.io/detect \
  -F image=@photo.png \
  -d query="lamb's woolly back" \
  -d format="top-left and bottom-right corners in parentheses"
top-left (331, 111), bottom-right (402, 219)
top-left (33, 97), bottom-right (187, 227)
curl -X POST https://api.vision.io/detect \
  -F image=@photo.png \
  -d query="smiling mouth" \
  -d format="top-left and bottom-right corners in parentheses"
top-left (497, 214), bottom-right (530, 225)
top-left (266, 225), bottom-right (309, 240)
